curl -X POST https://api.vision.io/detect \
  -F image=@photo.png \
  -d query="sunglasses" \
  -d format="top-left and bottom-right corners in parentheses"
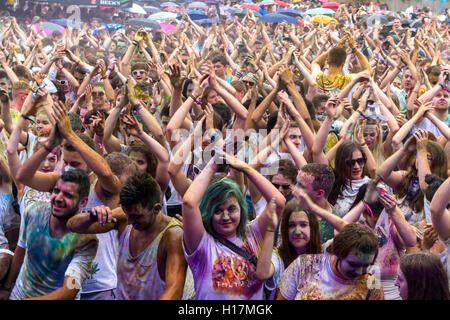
top-left (345, 157), bottom-right (366, 167)
top-left (273, 183), bottom-right (291, 190)
top-left (56, 79), bottom-right (67, 85)
top-left (132, 70), bottom-right (146, 76)
top-left (92, 91), bottom-right (105, 97)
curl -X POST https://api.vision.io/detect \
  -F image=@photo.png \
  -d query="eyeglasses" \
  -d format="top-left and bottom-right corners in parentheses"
top-left (92, 91), bottom-right (105, 97)
top-left (272, 183), bottom-right (291, 190)
top-left (56, 79), bottom-right (67, 85)
top-left (345, 157), bottom-right (366, 167)
top-left (132, 70), bottom-right (146, 76)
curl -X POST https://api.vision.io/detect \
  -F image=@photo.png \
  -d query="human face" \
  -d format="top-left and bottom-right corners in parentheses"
top-left (39, 151), bottom-right (58, 173)
top-left (395, 267), bottom-right (408, 300)
top-left (186, 82), bottom-right (194, 97)
top-left (288, 127), bottom-right (302, 150)
top-left (51, 180), bottom-right (81, 219)
top-left (206, 89), bottom-right (219, 104)
top-left (129, 151), bottom-right (148, 173)
top-left (363, 127), bottom-right (378, 149)
top-left (132, 69), bottom-right (147, 82)
top-left (213, 62), bottom-right (225, 79)
top-left (393, 78), bottom-right (402, 89)
top-left (346, 150), bottom-right (365, 180)
top-left (393, 19), bottom-right (401, 29)
top-left (92, 88), bottom-right (106, 109)
top-left (63, 149), bottom-right (88, 172)
top-left (0, 77), bottom-right (9, 91)
top-left (271, 173), bottom-right (293, 198)
top-left (316, 101), bottom-right (327, 113)
top-left (337, 251), bottom-right (375, 280)
top-left (212, 197), bottom-right (241, 239)
top-left (123, 203), bottom-right (155, 231)
top-left (403, 70), bottom-right (416, 90)
top-left (432, 89), bottom-right (449, 110)
top-left (376, 62), bottom-right (387, 74)
top-left (296, 170), bottom-right (318, 200)
top-left (73, 71), bottom-right (85, 84)
top-left (288, 211), bottom-right (311, 254)
top-left (36, 113), bottom-right (52, 137)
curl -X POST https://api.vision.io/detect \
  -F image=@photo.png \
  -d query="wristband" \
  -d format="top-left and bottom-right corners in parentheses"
top-left (132, 101), bottom-right (144, 113)
top-left (21, 114), bottom-right (34, 123)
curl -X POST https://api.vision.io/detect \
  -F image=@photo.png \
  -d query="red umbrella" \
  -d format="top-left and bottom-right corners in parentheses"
top-left (275, 1), bottom-right (289, 7)
top-left (322, 2), bottom-right (341, 9)
top-left (164, 6), bottom-right (181, 13)
top-left (241, 3), bottom-right (261, 10)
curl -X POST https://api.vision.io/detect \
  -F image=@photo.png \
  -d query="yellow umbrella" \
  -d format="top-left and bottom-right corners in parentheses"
top-left (312, 15), bottom-right (339, 24)
top-left (293, 0), bottom-right (302, 3)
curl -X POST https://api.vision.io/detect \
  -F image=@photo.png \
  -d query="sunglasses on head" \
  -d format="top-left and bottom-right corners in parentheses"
top-left (273, 183), bottom-right (291, 190)
top-left (132, 70), bottom-right (146, 76)
top-left (92, 91), bottom-right (105, 96)
top-left (345, 157), bottom-right (366, 167)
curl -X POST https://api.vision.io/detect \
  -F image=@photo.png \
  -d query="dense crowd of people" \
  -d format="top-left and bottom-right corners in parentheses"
top-left (0, 0), bottom-right (449, 300)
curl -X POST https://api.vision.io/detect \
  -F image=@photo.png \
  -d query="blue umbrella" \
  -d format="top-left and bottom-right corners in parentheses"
top-left (185, 10), bottom-right (208, 20)
top-left (126, 18), bottom-right (160, 29)
top-left (304, 8), bottom-right (335, 15)
top-left (49, 18), bottom-right (84, 29)
top-left (197, 19), bottom-right (220, 26)
top-left (160, 2), bottom-right (178, 8)
top-left (276, 8), bottom-right (302, 18)
top-left (258, 13), bottom-right (298, 24)
top-left (143, 6), bottom-right (161, 13)
top-left (92, 23), bottom-right (124, 35)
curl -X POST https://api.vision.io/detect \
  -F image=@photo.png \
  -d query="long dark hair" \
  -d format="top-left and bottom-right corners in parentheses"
top-left (328, 141), bottom-right (367, 205)
top-left (278, 200), bottom-right (321, 268)
top-left (400, 251), bottom-right (450, 300)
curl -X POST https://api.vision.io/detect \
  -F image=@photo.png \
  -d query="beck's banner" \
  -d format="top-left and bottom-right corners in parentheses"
top-left (33, 0), bottom-right (133, 8)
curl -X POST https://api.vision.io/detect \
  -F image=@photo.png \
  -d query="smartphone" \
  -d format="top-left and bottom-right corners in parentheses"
top-left (376, 187), bottom-right (388, 196)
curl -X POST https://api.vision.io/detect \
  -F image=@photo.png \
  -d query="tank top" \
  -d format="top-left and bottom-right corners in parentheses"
top-left (79, 180), bottom-right (118, 294)
top-left (116, 219), bottom-right (195, 300)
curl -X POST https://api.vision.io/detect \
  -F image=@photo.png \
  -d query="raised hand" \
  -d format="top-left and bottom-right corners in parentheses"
top-left (167, 64), bottom-right (184, 89)
top-left (89, 205), bottom-right (116, 226)
top-left (265, 198), bottom-right (279, 232)
top-left (414, 129), bottom-right (429, 152)
top-left (325, 96), bottom-right (339, 120)
top-left (378, 191), bottom-right (397, 215)
top-left (52, 100), bottom-right (73, 138)
top-left (122, 113), bottom-right (143, 137)
top-left (0, 88), bottom-right (9, 104)
top-left (279, 65), bottom-right (293, 85)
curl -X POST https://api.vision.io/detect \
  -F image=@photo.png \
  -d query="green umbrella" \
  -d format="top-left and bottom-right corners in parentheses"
top-left (147, 12), bottom-right (178, 21)
top-left (304, 8), bottom-right (335, 15)
top-left (235, 9), bottom-right (262, 18)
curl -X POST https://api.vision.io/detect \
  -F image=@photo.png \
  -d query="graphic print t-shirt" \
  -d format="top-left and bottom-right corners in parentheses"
top-left (183, 220), bottom-right (264, 300)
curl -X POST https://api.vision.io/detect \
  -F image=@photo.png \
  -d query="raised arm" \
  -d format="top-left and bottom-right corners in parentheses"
top-left (430, 176), bottom-right (450, 241)
top-left (255, 199), bottom-right (277, 281)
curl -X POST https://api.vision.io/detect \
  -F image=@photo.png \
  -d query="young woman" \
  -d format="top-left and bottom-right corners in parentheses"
top-left (278, 223), bottom-right (384, 300)
top-left (255, 199), bottom-right (322, 299)
top-left (182, 149), bottom-right (285, 300)
top-left (395, 251), bottom-right (450, 300)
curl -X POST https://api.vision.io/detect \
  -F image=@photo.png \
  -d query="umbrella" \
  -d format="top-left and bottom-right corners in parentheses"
top-left (235, 9), bottom-right (262, 18)
top-left (304, 8), bottom-right (335, 15)
top-left (259, 0), bottom-right (276, 6)
top-left (258, 13), bottom-right (299, 24)
top-left (275, 1), bottom-right (289, 8)
top-left (92, 23), bottom-right (124, 35)
top-left (362, 14), bottom-right (388, 25)
top-left (147, 12), bottom-right (178, 21)
top-left (322, 2), bottom-right (341, 9)
top-left (159, 22), bottom-right (176, 32)
top-left (276, 8), bottom-right (302, 18)
top-left (241, 3), bottom-right (260, 10)
top-left (164, 6), bottom-right (181, 13)
top-left (410, 19), bottom-right (423, 28)
top-left (188, 2), bottom-right (207, 9)
top-left (381, 11), bottom-right (400, 19)
top-left (143, 6), bottom-right (160, 13)
top-left (126, 18), bottom-right (160, 29)
top-left (33, 22), bottom-right (65, 36)
top-left (49, 19), bottom-right (83, 29)
top-left (185, 10), bottom-right (208, 20)
top-left (197, 19), bottom-right (220, 26)
top-left (160, 2), bottom-right (178, 8)
top-left (312, 15), bottom-right (339, 24)
top-left (125, 3), bottom-right (147, 15)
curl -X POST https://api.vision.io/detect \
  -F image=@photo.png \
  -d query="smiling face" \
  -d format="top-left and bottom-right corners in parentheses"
top-left (337, 251), bottom-right (375, 280)
top-left (346, 150), bottom-right (365, 180)
top-left (212, 197), bottom-right (241, 239)
top-left (50, 180), bottom-right (82, 219)
top-left (432, 89), bottom-right (449, 111)
top-left (132, 69), bottom-right (147, 83)
top-left (363, 127), bottom-right (378, 149)
top-left (36, 112), bottom-right (52, 137)
top-left (288, 211), bottom-right (310, 254)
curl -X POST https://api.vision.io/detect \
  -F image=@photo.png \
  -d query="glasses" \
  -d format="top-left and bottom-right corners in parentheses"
top-left (132, 70), bottom-right (146, 76)
top-left (56, 79), bottom-right (67, 85)
top-left (92, 91), bottom-right (105, 97)
top-left (17, 91), bottom-right (29, 96)
top-left (272, 183), bottom-right (291, 190)
top-left (345, 157), bottom-right (366, 167)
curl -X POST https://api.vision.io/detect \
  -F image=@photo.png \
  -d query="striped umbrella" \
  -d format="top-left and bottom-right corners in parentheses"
top-left (381, 11), bottom-right (400, 19)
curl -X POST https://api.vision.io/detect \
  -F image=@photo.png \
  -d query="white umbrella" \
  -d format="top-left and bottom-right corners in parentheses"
top-left (188, 2), bottom-right (207, 9)
top-left (125, 3), bottom-right (147, 15)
